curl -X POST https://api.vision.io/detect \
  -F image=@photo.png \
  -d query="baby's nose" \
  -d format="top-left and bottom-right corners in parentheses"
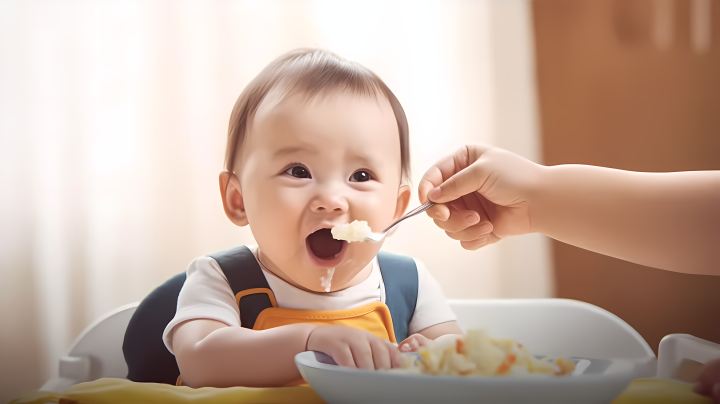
top-left (310, 192), bottom-right (349, 213)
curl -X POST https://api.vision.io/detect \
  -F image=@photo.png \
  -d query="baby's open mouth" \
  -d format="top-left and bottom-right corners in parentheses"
top-left (307, 228), bottom-right (345, 259)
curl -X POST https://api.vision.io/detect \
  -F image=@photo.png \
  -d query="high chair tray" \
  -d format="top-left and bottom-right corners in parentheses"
top-left (295, 351), bottom-right (639, 404)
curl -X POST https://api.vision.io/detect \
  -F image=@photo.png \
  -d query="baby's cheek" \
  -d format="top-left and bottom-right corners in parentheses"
top-left (362, 194), bottom-right (400, 231)
top-left (346, 241), bottom-right (380, 267)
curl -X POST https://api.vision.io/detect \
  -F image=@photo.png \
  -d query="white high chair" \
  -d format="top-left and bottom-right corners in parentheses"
top-left (41, 302), bottom-right (138, 392)
top-left (40, 299), bottom-right (720, 392)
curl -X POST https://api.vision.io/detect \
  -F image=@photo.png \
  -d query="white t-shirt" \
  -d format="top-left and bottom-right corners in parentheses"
top-left (163, 246), bottom-right (456, 354)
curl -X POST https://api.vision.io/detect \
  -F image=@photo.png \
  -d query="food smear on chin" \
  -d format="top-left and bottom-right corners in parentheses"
top-left (331, 220), bottom-right (373, 242)
top-left (320, 268), bottom-right (335, 292)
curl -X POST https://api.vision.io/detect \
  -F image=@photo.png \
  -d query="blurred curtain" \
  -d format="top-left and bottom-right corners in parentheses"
top-left (0, 0), bottom-right (549, 400)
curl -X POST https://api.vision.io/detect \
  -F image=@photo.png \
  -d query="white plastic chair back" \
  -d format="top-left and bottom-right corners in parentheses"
top-left (40, 302), bottom-right (138, 391)
top-left (657, 334), bottom-right (720, 380)
top-left (449, 299), bottom-right (656, 360)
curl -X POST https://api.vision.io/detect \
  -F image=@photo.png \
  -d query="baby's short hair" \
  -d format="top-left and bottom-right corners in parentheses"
top-left (224, 49), bottom-right (410, 182)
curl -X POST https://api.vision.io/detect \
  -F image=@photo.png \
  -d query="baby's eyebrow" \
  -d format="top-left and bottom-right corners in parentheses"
top-left (346, 153), bottom-right (383, 169)
top-left (273, 145), bottom-right (316, 158)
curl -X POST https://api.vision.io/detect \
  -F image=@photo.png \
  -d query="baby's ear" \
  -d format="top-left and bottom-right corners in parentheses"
top-left (219, 171), bottom-right (249, 227)
top-left (393, 185), bottom-right (412, 221)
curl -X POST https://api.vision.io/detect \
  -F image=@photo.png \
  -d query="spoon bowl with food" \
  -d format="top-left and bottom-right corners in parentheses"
top-left (332, 201), bottom-right (436, 243)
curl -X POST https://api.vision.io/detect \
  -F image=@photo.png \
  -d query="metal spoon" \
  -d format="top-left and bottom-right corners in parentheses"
top-left (364, 201), bottom-right (436, 242)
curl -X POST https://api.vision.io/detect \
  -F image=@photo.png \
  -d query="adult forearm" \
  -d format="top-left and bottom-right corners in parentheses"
top-left (178, 323), bottom-right (316, 388)
top-left (531, 165), bottom-right (720, 275)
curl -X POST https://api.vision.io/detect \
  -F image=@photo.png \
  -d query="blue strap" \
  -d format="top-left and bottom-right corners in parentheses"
top-left (377, 251), bottom-right (419, 342)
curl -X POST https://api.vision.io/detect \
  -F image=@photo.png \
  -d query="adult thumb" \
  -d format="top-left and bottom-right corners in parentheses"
top-left (427, 164), bottom-right (487, 204)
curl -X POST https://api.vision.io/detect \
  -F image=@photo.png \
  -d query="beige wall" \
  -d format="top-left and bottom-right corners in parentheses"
top-left (0, 1), bottom-right (546, 401)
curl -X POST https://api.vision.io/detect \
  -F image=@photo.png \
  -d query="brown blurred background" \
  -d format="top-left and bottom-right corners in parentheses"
top-left (533, 0), bottom-right (720, 353)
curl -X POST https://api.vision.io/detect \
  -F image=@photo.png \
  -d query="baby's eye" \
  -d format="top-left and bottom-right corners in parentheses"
top-left (349, 170), bottom-right (372, 182)
top-left (284, 165), bottom-right (311, 179)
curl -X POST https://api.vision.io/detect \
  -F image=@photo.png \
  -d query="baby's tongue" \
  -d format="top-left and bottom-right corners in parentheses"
top-left (308, 229), bottom-right (344, 258)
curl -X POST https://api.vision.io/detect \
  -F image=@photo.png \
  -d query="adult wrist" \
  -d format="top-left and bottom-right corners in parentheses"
top-left (526, 163), bottom-right (553, 234)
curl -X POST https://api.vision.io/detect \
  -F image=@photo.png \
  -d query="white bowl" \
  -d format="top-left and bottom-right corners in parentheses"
top-left (295, 351), bottom-right (639, 404)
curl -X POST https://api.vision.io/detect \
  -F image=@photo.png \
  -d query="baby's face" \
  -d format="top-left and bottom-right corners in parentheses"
top-left (237, 90), bottom-right (408, 292)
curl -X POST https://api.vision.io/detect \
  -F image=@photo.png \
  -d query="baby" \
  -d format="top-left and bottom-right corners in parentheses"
top-left (163, 49), bottom-right (462, 388)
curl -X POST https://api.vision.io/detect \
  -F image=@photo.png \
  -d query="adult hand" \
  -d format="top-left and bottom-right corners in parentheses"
top-left (306, 325), bottom-right (401, 370)
top-left (694, 358), bottom-right (720, 403)
top-left (418, 145), bottom-right (544, 250)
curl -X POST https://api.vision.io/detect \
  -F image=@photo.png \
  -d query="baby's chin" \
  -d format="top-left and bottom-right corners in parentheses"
top-left (293, 266), bottom-right (352, 293)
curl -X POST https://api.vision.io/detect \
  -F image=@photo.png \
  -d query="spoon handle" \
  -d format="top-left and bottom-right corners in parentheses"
top-left (381, 201), bottom-right (436, 234)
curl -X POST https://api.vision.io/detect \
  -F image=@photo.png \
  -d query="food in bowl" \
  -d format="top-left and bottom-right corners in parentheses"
top-left (397, 329), bottom-right (575, 377)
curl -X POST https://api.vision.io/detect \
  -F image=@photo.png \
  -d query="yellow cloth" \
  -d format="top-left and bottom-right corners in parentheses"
top-left (10, 378), bottom-right (325, 404)
top-left (12, 377), bottom-right (712, 404)
top-left (612, 378), bottom-right (712, 404)
top-left (254, 301), bottom-right (397, 343)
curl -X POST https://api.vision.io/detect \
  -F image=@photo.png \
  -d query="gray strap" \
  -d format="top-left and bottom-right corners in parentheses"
top-left (208, 245), bottom-right (273, 329)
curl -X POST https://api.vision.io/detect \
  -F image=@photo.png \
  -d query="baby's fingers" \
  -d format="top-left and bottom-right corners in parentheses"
top-left (369, 339), bottom-right (392, 370)
top-left (388, 342), bottom-right (403, 369)
top-left (331, 345), bottom-right (356, 368)
top-left (399, 339), bottom-right (418, 352)
top-left (399, 334), bottom-right (429, 353)
top-left (351, 341), bottom-right (375, 370)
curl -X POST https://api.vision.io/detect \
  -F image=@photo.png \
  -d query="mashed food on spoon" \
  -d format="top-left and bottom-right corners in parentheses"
top-left (397, 329), bottom-right (575, 377)
top-left (331, 220), bottom-right (373, 242)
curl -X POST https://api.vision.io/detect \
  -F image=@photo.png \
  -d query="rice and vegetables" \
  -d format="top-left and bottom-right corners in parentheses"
top-left (396, 329), bottom-right (575, 377)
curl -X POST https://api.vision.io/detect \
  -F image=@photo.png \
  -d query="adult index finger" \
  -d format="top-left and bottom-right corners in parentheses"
top-left (418, 147), bottom-right (475, 203)
top-left (422, 145), bottom-right (492, 204)
top-left (419, 161), bottom-right (455, 221)
top-left (418, 164), bottom-right (445, 204)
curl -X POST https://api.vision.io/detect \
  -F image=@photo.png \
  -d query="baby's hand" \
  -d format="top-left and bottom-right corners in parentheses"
top-left (306, 325), bottom-right (401, 370)
top-left (398, 333), bottom-right (431, 353)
